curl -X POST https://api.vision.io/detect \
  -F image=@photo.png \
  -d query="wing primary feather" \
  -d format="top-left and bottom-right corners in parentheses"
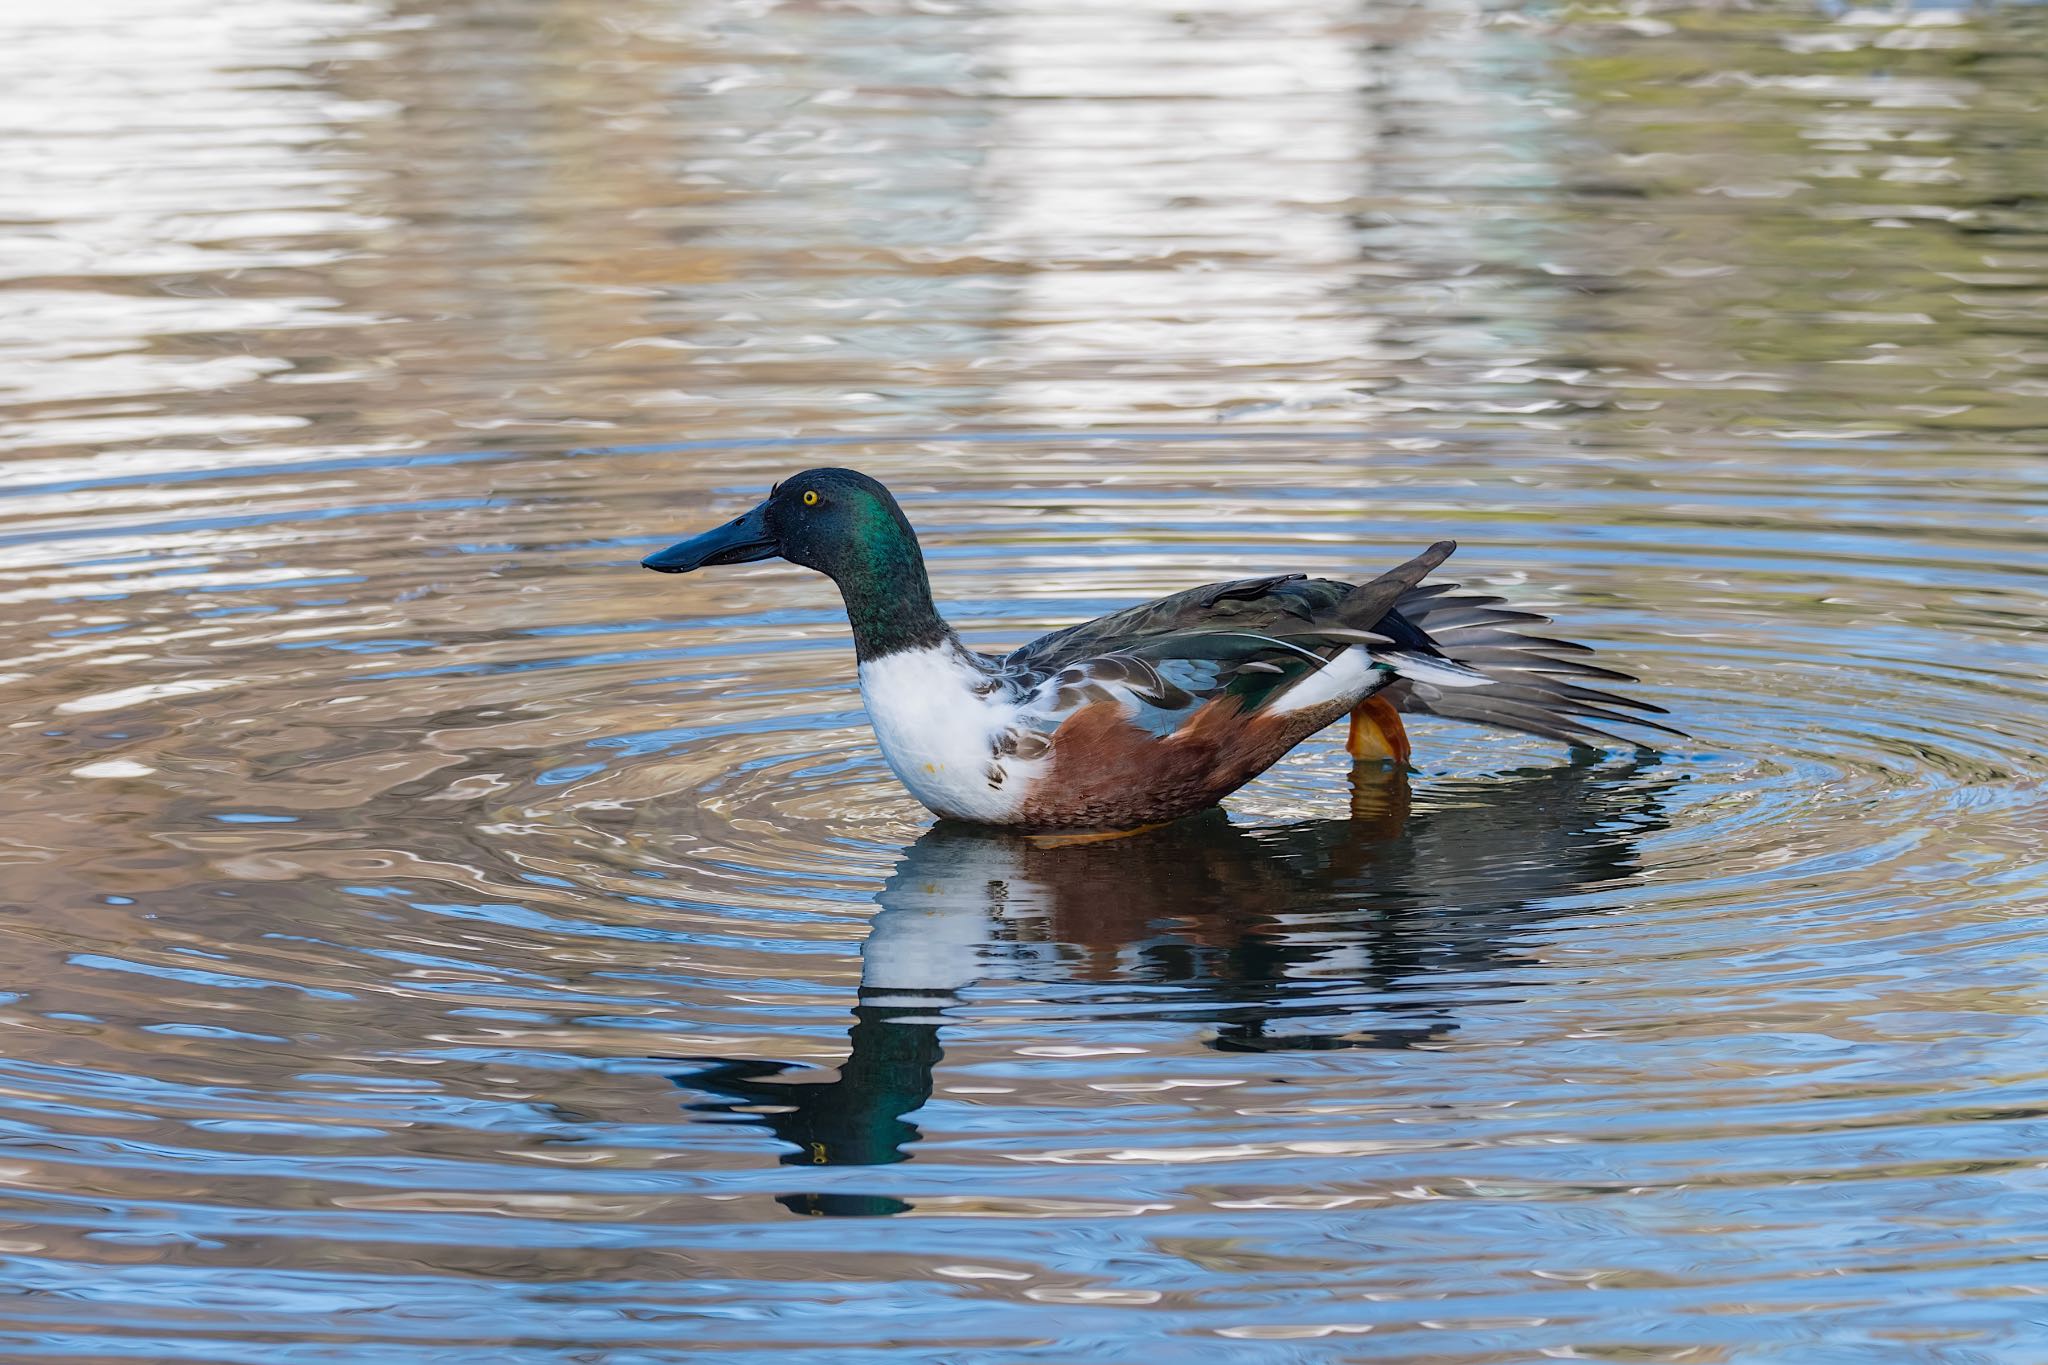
top-left (1281, 627), bottom-right (1394, 647)
top-left (1378, 651), bottom-right (1493, 689)
top-left (1125, 630), bottom-right (1329, 665)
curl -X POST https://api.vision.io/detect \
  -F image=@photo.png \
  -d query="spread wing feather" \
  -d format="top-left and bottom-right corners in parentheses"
top-left (981, 540), bottom-right (1678, 751)
top-left (991, 544), bottom-right (1460, 735)
top-left (1381, 583), bottom-right (1684, 748)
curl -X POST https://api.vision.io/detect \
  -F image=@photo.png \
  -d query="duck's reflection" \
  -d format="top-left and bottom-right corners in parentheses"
top-left (671, 760), bottom-right (1674, 1215)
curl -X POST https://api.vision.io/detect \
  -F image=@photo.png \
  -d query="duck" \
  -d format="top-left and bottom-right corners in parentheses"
top-left (641, 467), bottom-right (1679, 830)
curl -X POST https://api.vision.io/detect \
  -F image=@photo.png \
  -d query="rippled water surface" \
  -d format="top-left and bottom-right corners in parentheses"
top-left (2, 0), bottom-right (2046, 1359)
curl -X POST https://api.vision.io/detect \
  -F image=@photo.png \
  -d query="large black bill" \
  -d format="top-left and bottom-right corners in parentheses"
top-left (641, 503), bottom-right (777, 573)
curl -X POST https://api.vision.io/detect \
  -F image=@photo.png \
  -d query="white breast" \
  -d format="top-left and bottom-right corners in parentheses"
top-left (857, 645), bottom-right (1043, 823)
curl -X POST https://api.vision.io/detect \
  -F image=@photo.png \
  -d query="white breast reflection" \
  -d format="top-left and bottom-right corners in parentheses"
top-left (671, 760), bottom-right (1674, 1216)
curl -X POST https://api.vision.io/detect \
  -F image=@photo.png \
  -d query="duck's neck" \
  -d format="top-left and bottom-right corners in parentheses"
top-left (834, 529), bottom-right (954, 663)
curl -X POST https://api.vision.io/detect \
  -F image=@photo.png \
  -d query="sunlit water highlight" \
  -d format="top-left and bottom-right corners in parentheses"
top-left (0, 0), bottom-right (2045, 1360)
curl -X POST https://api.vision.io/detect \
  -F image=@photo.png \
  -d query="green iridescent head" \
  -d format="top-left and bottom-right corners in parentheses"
top-left (642, 467), bottom-right (947, 660)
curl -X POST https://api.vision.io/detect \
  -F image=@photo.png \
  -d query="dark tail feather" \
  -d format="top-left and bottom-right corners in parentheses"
top-left (1381, 581), bottom-right (1684, 750)
top-left (1339, 540), bottom-right (1457, 630)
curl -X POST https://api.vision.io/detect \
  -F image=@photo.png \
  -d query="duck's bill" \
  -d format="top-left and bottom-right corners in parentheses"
top-left (641, 503), bottom-right (777, 573)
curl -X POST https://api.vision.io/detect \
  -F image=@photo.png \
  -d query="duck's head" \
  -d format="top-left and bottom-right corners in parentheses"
top-left (641, 467), bottom-right (917, 581)
top-left (641, 468), bottom-right (944, 659)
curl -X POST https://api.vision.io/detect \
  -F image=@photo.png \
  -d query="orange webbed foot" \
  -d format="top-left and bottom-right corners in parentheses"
top-left (1346, 693), bottom-right (1411, 768)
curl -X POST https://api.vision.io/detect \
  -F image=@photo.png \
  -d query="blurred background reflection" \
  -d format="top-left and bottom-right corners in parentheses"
top-left (0, 0), bottom-right (2044, 1358)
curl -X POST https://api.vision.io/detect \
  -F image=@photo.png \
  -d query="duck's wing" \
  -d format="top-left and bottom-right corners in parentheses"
top-left (994, 544), bottom-right (1459, 739)
top-left (995, 541), bottom-right (1682, 753)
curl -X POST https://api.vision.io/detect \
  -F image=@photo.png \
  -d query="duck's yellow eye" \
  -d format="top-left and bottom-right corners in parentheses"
top-left (802, 490), bottom-right (819, 506)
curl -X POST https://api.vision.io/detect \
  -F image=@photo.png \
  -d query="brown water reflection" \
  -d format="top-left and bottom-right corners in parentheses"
top-left (676, 761), bottom-right (1675, 1217)
top-left (1, 0), bottom-right (2046, 1359)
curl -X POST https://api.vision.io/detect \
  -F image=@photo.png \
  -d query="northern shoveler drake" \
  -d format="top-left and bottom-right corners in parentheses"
top-left (642, 468), bottom-right (1679, 830)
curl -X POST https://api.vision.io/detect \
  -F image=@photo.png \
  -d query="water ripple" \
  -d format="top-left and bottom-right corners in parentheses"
top-left (3, 0), bottom-right (2047, 1358)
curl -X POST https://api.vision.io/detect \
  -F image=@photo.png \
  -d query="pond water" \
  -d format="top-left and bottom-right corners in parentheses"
top-left (2, 0), bottom-right (2046, 1359)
